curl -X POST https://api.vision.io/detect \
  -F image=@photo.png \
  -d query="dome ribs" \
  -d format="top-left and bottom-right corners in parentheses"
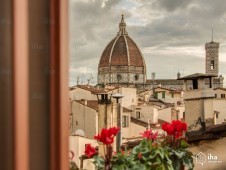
top-left (99, 38), bottom-right (116, 67)
top-left (126, 36), bottom-right (144, 67)
top-left (110, 36), bottom-right (128, 66)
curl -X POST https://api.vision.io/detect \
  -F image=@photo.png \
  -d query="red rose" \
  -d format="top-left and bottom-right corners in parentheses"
top-left (85, 144), bottom-right (96, 158)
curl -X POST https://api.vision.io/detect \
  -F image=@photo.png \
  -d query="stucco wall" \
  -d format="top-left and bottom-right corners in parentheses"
top-left (158, 107), bottom-right (172, 122)
top-left (185, 100), bottom-right (203, 127)
top-left (204, 99), bottom-right (214, 120)
top-left (185, 98), bottom-right (214, 127)
top-left (213, 99), bottom-right (226, 124)
top-left (154, 88), bottom-right (183, 104)
top-left (175, 105), bottom-right (185, 120)
top-left (121, 111), bottom-right (131, 138)
top-left (72, 101), bottom-right (98, 137)
top-left (114, 87), bottom-right (137, 108)
top-left (73, 88), bottom-right (97, 100)
top-left (69, 88), bottom-right (77, 100)
top-left (130, 122), bottom-right (146, 137)
top-left (69, 136), bottom-right (98, 170)
top-left (214, 89), bottom-right (226, 99)
top-left (132, 105), bottom-right (162, 124)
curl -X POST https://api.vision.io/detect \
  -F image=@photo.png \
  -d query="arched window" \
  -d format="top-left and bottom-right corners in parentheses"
top-left (211, 58), bottom-right (215, 70)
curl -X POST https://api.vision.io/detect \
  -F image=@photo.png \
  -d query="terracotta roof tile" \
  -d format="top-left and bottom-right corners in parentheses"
top-left (77, 85), bottom-right (107, 94)
top-left (99, 35), bottom-right (145, 68)
top-left (74, 100), bottom-right (98, 111)
top-left (75, 99), bottom-right (132, 113)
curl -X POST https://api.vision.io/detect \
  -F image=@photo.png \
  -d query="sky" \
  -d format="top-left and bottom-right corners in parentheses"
top-left (69, 0), bottom-right (226, 86)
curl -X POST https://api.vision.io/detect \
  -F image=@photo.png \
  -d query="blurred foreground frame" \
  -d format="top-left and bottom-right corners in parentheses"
top-left (0, 0), bottom-right (69, 170)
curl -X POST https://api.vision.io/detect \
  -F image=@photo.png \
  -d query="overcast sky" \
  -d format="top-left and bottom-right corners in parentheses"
top-left (69, 0), bottom-right (226, 86)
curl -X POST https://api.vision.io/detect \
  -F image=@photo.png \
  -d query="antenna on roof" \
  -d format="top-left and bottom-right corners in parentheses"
top-left (77, 75), bottom-right (80, 85)
top-left (211, 28), bottom-right (214, 42)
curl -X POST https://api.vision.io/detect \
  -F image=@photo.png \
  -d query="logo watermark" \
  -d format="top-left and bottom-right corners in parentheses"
top-left (196, 152), bottom-right (222, 166)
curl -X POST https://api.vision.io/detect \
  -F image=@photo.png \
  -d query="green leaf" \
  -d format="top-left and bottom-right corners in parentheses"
top-left (172, 158), bottom-right (182, 170)
top-left (180, 140), bottom-right (190, 148)
top-left (182, 156), bottom-right (194, 170)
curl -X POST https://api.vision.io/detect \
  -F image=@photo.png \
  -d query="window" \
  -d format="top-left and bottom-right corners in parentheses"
top-left (171, 93), bottom-right (174, 98)
top-left (136, 111), bottom-right (140, 119)
top-left (162, 92), bottom-right (165, 99)
top-left (211, 59), bottom-right (214, 70)
top-left (215, 94), bottom-right (217, 98)
top-left (122, 116), bottom-right (129, 127)
top-left (183, 112), bottom-right (185, 119)
top-left (192, 79), bottom-right (198, 89)
top-left (221, 94), bottom-right (225, 98)
top-left (154, 92), bottom-right (158, 99)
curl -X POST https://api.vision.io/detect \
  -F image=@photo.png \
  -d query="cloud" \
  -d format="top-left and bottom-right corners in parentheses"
top-left (69, 0), bottom-right (226, 86)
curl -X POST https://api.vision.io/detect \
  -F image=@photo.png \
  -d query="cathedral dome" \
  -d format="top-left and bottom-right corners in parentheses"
top-left (99, 33), bottom-right (145, 68)
top-left (99, 15), bottom-right (145, 68)
top-left (98, 15), bottom-right (146, 86)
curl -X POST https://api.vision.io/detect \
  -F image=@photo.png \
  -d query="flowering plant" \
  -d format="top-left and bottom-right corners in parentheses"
top-left (85, 120), bottom-right (194, 170)
top-left (162, 120), bottom-right (194, 170)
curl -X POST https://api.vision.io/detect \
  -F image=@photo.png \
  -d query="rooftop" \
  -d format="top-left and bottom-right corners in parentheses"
top-left (178, 73), bottom-right (218, 80)
top-left (74, 100), bottom-right (99, 111)
top-left (130, 117), bottom-right (168, 128)
top-left (76, 85), bottom-right (108, 94)
top-left (213, 87), bottom-right (226, 91)
top-left (74, 99), bottom-right (132, 112)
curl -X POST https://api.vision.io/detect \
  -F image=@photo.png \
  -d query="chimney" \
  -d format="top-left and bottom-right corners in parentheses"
top-left (96, 93), bottom-right (113, 132)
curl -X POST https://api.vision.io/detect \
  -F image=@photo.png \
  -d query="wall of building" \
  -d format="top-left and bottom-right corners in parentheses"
top-left (185, 99), bottom-right (204, 127)
top-left (73, 88), bottom-right (97, 100)
top-left (121, 111), bottom-right (131, 138)
top-left (204, 99), bottom-right (214, 121)
top-left (112, 87), bottom-right (137, 108)
top-left (213, 99), bottom-right (226, 124)
top-left (129, 122), bottom-right (146, 137)
top-left (152, 88), bottom-right (183, 104)
top-left (132, 106), bottom-right (157, 123)
top-left (158, 107), bottom-right (172, 123)
top-left (69, 88), bottom-right (77, 100)
top-left (69, 136), bottom-right (98, 170)
top-left (175, 105), bottom-right (185, 120)
top-left (214, 89), bottom-right (226, 99)
top-left (72, 101), bottom-right (98, 137)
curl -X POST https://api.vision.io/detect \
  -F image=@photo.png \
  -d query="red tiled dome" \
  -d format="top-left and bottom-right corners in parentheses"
top-left (98, 15), bottom-right (146, 68)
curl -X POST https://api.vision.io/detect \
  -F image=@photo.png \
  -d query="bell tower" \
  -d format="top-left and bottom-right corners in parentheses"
top-left (205, 30), bottom-right (219, 75)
